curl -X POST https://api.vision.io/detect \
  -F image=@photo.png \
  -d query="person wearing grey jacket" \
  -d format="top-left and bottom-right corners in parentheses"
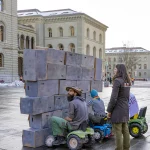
top-left (107, 64), bottom-right (131, 150)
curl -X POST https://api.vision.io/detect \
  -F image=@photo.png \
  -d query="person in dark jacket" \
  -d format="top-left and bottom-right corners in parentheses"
top-left (50, 86), bottom-right (88, 146)
top-left (87, 89), bottom-right (106, 124)
top-left (107, 64), bottom-right (131, 150)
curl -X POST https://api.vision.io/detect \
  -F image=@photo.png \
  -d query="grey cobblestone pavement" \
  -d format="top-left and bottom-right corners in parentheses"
top-left (0, 81), bottom-right (150, 150)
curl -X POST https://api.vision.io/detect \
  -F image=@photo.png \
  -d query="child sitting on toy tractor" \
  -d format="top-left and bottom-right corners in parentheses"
top-left (46, 86), bottom-right (95, 149)
top-left (87, 89), bottom-right (106, 125)
top-left (87, 89), bottom-right (112, 142)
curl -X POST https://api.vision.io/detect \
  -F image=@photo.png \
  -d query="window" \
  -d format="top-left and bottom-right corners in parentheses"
top-left (0, 53), bottom-right (4, 67)
top-left (20, 35), bottom-right (24, 49)
top-left (59, 27), bottom-right (63, 37)
top-left (70, 26), bottom-right (74, 36)
top-left (58, 44), bottom-right (64, 50)
top-left (93, 31), bottom-right (96, 40)
top-left (109, 64), bottom-right (111, 69)
top-left (139, 57), bottom-right (141, 61)
top-left (114, 57), bottom-right (116, 62)
top-left (48, 28), bottom-right (52, 37)
top-left (48, 44), bottom-right (53, 48)
top-left (108, 57), bottom-right (111, 62)
top-left (93, 47), bottom-right (96, 57)
top-left (99, 34), bottom-right (102, 43)
top-left (138, 64), bottom-right (141, 69)
top-left (99, 48), bottom-right (102, 58)
top-left (139, 72), bottom-right (141, 77)
top-left (0, 25), bottom-right (4, 42)
top-left (0, 0), bottom-right (3, 11)
top-left (134, 65), bottom-right (136, 69)
top-left (87, 28), bottom-right (89, 38)
top-left (144, 64), bottom-right (147, 69)
top-left (31, 37), bottom-right (34, 49)
top-left (144, 72), bottom-right (147, 76)
top-left (144, 57), bottom-right (147, 61)
top-left (86, 45), bottom-right (90, 55)
top-left (69, 43), bottom-right (75, 53)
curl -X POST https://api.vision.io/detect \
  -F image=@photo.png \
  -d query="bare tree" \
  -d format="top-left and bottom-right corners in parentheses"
top-left (118, 44), bottom-right (140, 77)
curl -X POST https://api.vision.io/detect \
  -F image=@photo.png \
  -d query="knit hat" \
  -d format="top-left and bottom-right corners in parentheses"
top-left (90, 89), bottom-right (98, 98)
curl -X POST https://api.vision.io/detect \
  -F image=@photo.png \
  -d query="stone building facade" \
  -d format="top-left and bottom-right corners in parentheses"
top-left (17, 9), bottom-right (108, 77)
top-left (105, 47), bottom-right (150, 80)
top-left (0, 0), bottom-right (18, 82)
top-left (0, 2), bottom-right (108, 82)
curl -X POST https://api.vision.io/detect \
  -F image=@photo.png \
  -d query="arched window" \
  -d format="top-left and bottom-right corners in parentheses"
top-left (144, 72), bottom-right (147, 76)
top-left (48, 28), bottom-right (52, 37)
top-left (109, 64), bottom-right (111, 69)
top-left (93, 47), bottom-right (96, 57)
top-left (144, 64), bottom-right (147, 69)
top-left (0, 25), bottom-right (4, 42)
top-left (99, 48), bottom-right (102, 58)
top-left (58, 44), bottom-right (64, 50)
top-left (86, 45), bottom-right (90, 55)
top-left (0, 0), bottom-right (4, 11)
top-left (139, 72), bottom-right (141, 77)
top-left (20, 35), bottom-right (24, 49)
top-left (59, 27), bottom-right (63, 37)
top-left (0, 53), bottom-right (4, 67)
top-left (114, 57), bottom-right (116, 62)
top-left (31, 37), bottom-right (34, 49)
top-left (26, 36), bottom-right (30, 49)
top-left (69, 43), bottom-right (75, 53)
top-left (18, 57), bottom-right (23, 76)
top-left (70, 26), bottom-right (74, 36)
top-left (99, 34), bottom-right (102, 43)
top-left (48, 44), bottom-right (53, 48)
top-left (93, 31), bottom-right (96, 40)
top-left (87, 28), bottom-right (89, 38)
top-left (108, 57), bottom-right (111, 62)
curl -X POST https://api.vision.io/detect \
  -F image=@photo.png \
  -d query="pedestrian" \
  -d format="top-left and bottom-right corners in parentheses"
top-left (107, 64), bottom-right (131, 150)
top-left (87, 89), bottom-right (106, 125)
top-left (110, 77), bottom-right (112, 84)
top-left (50, 86), bottom-right (88, 146)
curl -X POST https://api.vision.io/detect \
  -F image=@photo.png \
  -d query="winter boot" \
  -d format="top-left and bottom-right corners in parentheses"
top-left (52, 136), bottom-right (66, 146)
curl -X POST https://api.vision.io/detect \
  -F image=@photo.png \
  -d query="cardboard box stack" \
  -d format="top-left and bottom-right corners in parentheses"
top-left (20, 48), bottom-right (102, 148)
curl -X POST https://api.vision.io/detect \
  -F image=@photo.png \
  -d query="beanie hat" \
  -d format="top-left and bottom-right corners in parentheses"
top-left (90, 89), bottom-right (98, 98)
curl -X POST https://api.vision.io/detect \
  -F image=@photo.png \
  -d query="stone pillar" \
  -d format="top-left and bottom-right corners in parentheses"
top-left (18, 36), bottom-right (20, 49)
top-left (24, 37), bottom-right (26, 49)
top-left (29, 37), bottom-right (31, 49)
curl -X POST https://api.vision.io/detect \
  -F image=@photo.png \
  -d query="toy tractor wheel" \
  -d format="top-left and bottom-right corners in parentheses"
top-left (129, 123), bottom-right (142, 138)
top-left (45, 135), bottom-right (55, 147)
top-left (143, 122), bottom-right (148, 134)
top-left (94, 129), bottom-right (104, 142)
top-left (67, 135), bottom-right (83, 150)
top-left (84, 135), bottom-right (95, 147)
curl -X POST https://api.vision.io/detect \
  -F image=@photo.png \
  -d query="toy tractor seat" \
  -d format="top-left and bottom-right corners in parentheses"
top-left (78, 120), bottom-right (88, 132)
top-left (94, 117), bottom-right (108, 126)
top-left (138, 106), bottom-right (147, 118)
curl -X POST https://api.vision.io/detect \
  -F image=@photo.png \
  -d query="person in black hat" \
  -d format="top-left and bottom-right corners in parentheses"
top-left (50, 86), bottom-right (88, 146)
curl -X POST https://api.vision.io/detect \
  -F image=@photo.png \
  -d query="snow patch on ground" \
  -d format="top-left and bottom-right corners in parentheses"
top-left (0, 80), bottom-right (24, 87)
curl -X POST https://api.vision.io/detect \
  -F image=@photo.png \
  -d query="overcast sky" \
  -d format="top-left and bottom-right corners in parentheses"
top-left (18, 0), bottom-right (150, 50)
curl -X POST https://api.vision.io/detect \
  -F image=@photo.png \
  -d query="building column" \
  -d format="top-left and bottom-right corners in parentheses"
top-left (24, 37), bottom-right (26, 49)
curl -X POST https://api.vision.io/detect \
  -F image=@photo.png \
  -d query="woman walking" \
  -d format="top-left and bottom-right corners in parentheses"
top-left (107, 64), bottom-right (131, 150)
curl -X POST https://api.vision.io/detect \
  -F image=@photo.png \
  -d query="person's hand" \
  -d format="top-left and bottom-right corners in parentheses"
top-left (107, 112), bottom-right (111, 118)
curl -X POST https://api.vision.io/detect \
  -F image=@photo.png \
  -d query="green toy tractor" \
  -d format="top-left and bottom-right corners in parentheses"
top-left (128, 106), bottom-right (148, 138)
top-left (45, 126), bottom-right (95, 150)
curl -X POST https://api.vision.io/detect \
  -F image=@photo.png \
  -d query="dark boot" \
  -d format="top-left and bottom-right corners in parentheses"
top-left (53, 136), bottom-right (66, 146)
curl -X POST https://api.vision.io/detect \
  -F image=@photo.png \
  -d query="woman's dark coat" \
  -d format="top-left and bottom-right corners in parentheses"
top-left (107, 78), bottom-right (130, 123)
